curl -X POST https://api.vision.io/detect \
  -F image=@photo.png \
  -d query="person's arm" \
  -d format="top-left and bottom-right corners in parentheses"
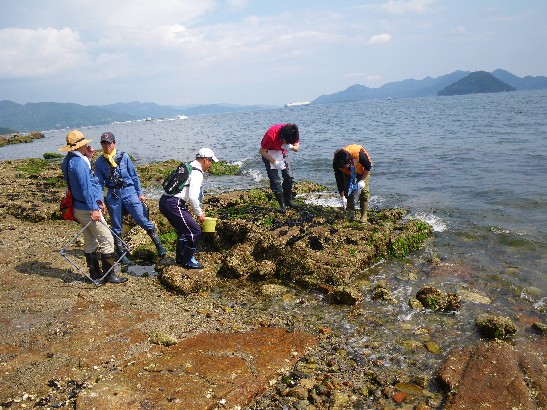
top-left (94, 157), bottom-right (107, 192)
top-left (259, 147), bottom-right (277, 164)
top-left (187, 171), bottom-right (204, 220)
top-left (358, 150), bottom-right (372, 181)
top-left (333, 168), bottom-right (346, 197)
top-left (125, 155), bottom-right (145, 200)
top-left (283, 142), bottom-right (299, 152)
top-left (74, 160), bottom-right (101, 212)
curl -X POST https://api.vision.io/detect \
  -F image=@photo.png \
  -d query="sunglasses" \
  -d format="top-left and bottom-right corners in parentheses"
top-left (101, 141), bottom-right (115, 145)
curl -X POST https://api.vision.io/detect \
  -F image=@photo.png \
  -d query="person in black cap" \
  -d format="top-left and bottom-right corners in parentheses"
top-left (95, 132), bottom-right (166, 265)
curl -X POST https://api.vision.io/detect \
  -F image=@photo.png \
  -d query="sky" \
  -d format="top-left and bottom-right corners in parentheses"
top-left (1, 0), bottom-right (546, 107)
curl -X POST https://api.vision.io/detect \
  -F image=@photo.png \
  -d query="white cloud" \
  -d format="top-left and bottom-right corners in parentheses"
top-left (0, 27), bottom-right (88, 78)
top-left (367, 33), bottom-right (392, 45)
top-left (380, 0), bottom-right (437, 15)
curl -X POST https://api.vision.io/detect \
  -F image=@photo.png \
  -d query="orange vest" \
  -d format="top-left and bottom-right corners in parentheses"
top-left (341, 144), bottom-right (372, 176)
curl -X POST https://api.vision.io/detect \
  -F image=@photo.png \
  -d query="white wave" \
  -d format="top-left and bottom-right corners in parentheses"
top-left (410, 212), bottom-right (448, 232)
top-left (241, 169), bottom-right (263, 182)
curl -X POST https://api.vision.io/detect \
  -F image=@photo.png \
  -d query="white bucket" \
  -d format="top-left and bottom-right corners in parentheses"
top-left (203, 217), bottom-right (217, 233)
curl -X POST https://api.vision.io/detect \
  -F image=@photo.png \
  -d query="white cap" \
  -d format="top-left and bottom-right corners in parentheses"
top-left (196, 147), bottom-right (218, 162)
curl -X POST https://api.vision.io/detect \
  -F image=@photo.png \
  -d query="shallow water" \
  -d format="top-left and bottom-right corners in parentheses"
top-left (2, 90), bottom-right (546, 377)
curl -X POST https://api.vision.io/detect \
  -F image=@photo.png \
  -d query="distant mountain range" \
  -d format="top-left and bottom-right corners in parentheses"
top-left (311, 69), bottom-right (547, 104)
top-left (1, 69), bottom-right (546, 133)
top-left (0, 101), bottom-right (276, 134)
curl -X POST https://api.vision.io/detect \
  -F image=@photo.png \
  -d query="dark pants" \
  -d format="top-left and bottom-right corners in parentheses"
top-left (159, 195), bottom-right (201, 248)
top-left (261, 155), bottom-right (294, 194)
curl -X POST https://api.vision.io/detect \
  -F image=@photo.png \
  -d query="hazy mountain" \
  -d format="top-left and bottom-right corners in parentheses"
top-left (438, 71), bottom-right (516, 96)
top-left (2, 69), bottom-right (546, 133)
top-left (312, 69), bottom-right (547, 104)
top-left (0, 101), bottom-right (274, 133)
top-left (0, 101), bottom-right (134, 133)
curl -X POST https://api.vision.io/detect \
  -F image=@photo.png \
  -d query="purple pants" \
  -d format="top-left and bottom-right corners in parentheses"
top-left (159, 194), bottom-right (201, 248)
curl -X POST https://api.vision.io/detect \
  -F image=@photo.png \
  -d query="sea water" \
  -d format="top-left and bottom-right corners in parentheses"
top-left (2, 90), bottom-right (546, 375)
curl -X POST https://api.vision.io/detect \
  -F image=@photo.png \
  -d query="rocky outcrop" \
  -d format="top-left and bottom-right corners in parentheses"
top-left (438, 340), bottom-right (546, 409)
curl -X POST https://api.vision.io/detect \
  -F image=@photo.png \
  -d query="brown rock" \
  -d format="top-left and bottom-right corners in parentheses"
top-left (77, 327), bottom-right (317, 409)
top-left (438, 340), bottom-right (546, 409)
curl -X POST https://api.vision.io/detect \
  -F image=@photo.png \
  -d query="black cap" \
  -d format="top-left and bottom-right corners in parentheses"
top-left (100, 132), bottom-right (115, 143)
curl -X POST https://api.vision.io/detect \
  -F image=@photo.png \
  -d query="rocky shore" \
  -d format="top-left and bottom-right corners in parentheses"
top-left (0, 157), bottom-right (544, 409)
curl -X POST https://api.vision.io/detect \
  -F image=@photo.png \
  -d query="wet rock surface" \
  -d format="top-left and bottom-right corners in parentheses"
top-left (438, 340), bottom-right (546, 409)
top-left (1, 158), bottom-right (545, 409)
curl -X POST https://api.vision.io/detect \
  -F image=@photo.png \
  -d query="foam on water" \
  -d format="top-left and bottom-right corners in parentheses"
top-left (409, 212), bottom-right (448, 232)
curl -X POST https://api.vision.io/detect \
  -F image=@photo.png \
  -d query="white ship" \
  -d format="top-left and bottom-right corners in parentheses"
top-left (284, 101), bottom-right (311, 107)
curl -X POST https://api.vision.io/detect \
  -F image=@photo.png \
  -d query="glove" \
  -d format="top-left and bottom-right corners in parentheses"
top-left (281, 143), bottom-right (293, 150)
top-left (339, 196), bottom-right (347, 210)
top-left (273, 160), bottom-right (285, 170)
top-left (357, 180), bottom-right (365, 190)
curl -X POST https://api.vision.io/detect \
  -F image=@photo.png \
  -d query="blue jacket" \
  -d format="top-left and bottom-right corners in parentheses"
top-left (95, 152), bottom-right (143, 196)
top-left (61, 153), bottom-right (103, 211)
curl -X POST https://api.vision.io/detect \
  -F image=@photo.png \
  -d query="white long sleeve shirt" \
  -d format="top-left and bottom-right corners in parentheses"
top-left (174, 160), bottom-right (204, 217)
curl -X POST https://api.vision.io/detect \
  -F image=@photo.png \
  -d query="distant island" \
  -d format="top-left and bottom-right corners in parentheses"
top-left (437, 71), bottom-right (516, 96)
top-left (1, 68), bottom-right (546, 133)
top-left (311, 69), bottom-right (547, 104)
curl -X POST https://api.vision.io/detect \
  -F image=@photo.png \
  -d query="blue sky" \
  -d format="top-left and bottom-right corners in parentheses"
top-left (1, 0), bottom-right (545, 106)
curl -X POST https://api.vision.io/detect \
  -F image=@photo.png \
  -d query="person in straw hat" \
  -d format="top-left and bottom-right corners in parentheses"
top-left (59, 129), bottom-right (128, 284)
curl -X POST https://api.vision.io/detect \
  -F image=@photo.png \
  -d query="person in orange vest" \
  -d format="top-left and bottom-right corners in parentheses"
top-left (332, 144), bottom-right (372, 222)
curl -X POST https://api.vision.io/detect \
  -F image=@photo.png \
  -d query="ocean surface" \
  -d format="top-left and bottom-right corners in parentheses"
top-left (2, 90), bottom-right (546, 377)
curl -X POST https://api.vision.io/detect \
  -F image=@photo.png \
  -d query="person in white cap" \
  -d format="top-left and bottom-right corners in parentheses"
top-left (59, 130), bottom-right (127, 284)
top-left (159, 148), bottom-right (218, 269)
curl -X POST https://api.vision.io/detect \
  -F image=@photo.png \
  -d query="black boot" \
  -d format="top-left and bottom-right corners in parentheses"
top-left (100, 252), bottom-right (128, 284)
top-left (176, 235), bottom-right (187, 264)
top-left (273, 191), bottom-right (286, 213)
top-left (114, 238), bottom-right (133, 266)
top-left (147, 229), bottom-right (167, 257)
top-left (283, 189), bottom-right (300, 209)
top-left (85, 251), bottom-right (103, 282)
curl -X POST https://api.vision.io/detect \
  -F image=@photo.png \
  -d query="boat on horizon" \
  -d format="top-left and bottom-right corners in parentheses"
top-left (284, 101), bottom-right (310, 108)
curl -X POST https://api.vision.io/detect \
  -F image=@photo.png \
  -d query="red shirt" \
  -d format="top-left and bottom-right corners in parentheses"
top-left (261, 124), bottom-right (299, 151)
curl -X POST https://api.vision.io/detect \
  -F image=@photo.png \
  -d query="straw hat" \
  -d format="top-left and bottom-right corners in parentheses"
top-left (59, 130), bottom-right (93, 152)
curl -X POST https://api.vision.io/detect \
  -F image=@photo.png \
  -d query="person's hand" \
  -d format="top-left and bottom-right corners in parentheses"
top-left (91, 209), bottom-right (101, 221)
top-left (281, 143), bottom-right (293, 150)
top-left (139, 195), bottom-right (146, 202)
top-left (273, 160), bottom-right (285, 170)
top-left (198, 214), bottom-right (206, 223)
top-left (339, 196), bottom-right (347, 210)
top-left (357, 180), bottom-right (365, 190)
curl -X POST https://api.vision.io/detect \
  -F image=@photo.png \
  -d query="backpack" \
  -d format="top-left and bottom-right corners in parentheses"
top-left (60, 153), bottom-right (76, 221)
top-left (162, 162), bottom-right (199, 195)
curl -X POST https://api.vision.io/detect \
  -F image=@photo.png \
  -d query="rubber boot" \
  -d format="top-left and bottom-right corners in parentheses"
top-left (147, 229), bottom-right (167, 257)
top-left (100, 252), bottom-right (128, 284)
top-left (283, 189), bottom-right (300, 209)
top-left (114, 238), bottom-right (133, 266)
top-left (359, 197), bottom-right (369, 223)
top-left (274, 191), bottom-right (286, 213)
top-left (347, 209), bottom-right (355, 220)
top-left (85, 251), bottom-right (103, 282)
top-left (175, 235), bottom-right (186, 264)
top-left (180, 246), bottom-right (204, 269)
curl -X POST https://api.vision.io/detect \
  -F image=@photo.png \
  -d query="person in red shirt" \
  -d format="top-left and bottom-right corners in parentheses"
top-left (259, 124), bottom-right (300, 212)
